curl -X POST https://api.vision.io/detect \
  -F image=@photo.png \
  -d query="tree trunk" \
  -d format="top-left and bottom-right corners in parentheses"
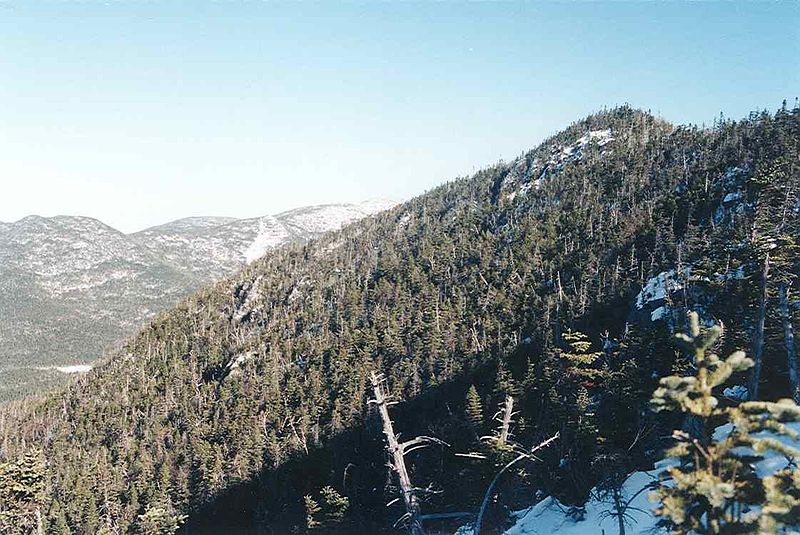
top-left (613, 487), bottom-right (626, 535)
top-left (36, 507), bottom-right (44, 535)
top-left (748, 253), bottom-right (770, 400)
top-left (498, 396), bottom-right (514, 446)
top-left (370, 372), bottom-right (424, 535)
top-left (473, 434), bottom-right (558, 535)
top-left (780, 283), bottom-right (800, 403)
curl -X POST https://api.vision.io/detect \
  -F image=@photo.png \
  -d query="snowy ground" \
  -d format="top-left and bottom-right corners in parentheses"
top-left (455, 422), bottom-right (800, 534)
top-left (501, 468), bottom-right (662, 535)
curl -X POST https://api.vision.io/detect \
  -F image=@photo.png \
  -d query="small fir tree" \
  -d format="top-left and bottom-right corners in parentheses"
top-left (465, 384), bottom-right (485, 432)
top-left (0, 448), bottom-right (46, 535)
top-left (304, 495), bottom-right (321, 531)
top-left (135, 500), bottom-right (187, 535)
top-left (304, 486), bottom-right (349, 531)
top-left (650, 311), bottom-right (800, 534)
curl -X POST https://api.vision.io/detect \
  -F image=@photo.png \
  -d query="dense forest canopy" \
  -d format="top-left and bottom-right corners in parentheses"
top-left (0, 104), bottom-right (798, 534)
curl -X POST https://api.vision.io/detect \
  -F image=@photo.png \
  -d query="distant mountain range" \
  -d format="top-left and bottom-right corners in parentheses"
top-left (0, 201), bottom-right (394, 399)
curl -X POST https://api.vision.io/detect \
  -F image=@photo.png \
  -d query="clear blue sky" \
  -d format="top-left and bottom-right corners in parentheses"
top-left (1, 1), bottom-right (798, 232)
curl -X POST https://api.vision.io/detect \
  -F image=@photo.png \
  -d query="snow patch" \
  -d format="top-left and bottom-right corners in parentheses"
top-left (723, 191), bottom-right (744, 204)
top-left (244, 217), bottom-right (287, 263)
top-left (635, 269), bottom-right (687, 310)
top-left (501, 470), bottom-right (660, 534)
top-left (575, 129), bottom-right (614, 147)
top-left (723, 385), bottom-right (749, 402)
top-left (650, 306), bottom-right (668, 322)
top-left (35, 364), bottom-right (93, 374)
top-left (224, 351), bottom-right (256, 375)
top-left (57, 364), bottom-right (93, 374)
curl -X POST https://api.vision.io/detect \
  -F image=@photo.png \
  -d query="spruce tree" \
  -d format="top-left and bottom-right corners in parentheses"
top-left (651, 311), bottom-right (800, 533)
top-left (304, 495), bottom-right (321, 531)
top-left (46, 503), bottom-right (71, 535)
top-left (135, 500), bottom-right (187, 535)
top-left (319, 486), bottom-right (349, 526)
top-left (465, 385), bottom-right (485, 433)
top-left (0, 448), bottom-right (45, 535)
top-left (304, 487), bottom-right (348, 530)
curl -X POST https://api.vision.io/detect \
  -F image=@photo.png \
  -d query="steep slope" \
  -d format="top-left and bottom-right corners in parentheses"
top-left (0, 202), bottom-right (392, 399)
top-left (1, 106), bottom-right (798, 534)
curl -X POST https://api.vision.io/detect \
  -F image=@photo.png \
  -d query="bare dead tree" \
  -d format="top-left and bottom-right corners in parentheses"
top-left (369, 372), bottom-right (448, 535)
top-left (498, 396), bottom-right (514, 446)
top-left (472, 433), bottom-right (559, 535)
top-left (779, 283), bottom-right (800, 403)
top-left (748, 253), bottom-right (770, 400)
top-left (479, 395), bottom-right (517, 449)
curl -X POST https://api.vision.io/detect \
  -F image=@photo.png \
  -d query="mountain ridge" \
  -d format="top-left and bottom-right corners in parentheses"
top-left (0, 200), bottom-right (395, 399)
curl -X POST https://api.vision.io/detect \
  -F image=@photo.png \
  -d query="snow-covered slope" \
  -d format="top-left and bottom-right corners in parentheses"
top-left (0, 201), bottom-right (395, 399)
top-left (132, 201), bottom-right (395, 279)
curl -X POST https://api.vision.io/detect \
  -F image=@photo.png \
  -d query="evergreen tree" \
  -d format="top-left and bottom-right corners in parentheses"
top-left (651, 312), bottom-right (800, 533)
top-left (304, 486), bottom-right (348, 531)
top-left (135, 500), bottom-right (187, 535)
top-left (304, 495), bottom-right (321, 531)
top-left (46, 503), bottom-right (71, 535)
top-left (465, 384), bottom-right (485, 433)
top-left (318, 486), bottom-right (349, 526)
top-left (0, 449), bottom-right (45, 535)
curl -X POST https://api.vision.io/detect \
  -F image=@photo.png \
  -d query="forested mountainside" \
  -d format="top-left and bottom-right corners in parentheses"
top-left (0, 202), bottom-right (390, 400)
top-left (0, 105), bottom-right (798, 535)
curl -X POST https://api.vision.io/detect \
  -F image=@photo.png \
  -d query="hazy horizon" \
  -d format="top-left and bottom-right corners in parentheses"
top-left (0, 197), bottom-right (397, 234)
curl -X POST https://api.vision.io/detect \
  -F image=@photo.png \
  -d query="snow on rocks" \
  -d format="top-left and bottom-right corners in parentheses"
top-left (233, 275), bottom-right (264, 323)
top-left (650, 306), bottom-right (668, 322)
top-left (723, 191), bottom-right (744, 204)
top-left (575, 129), bottom-right (614, 148)
top-left (398, 212), bottom-right (413, 228)
top-left (633, 264), bottom-right (746, 325)
top-left (713, 166), bottom-right (752, 225)
top-left (545, 129), bottom-right (615, 171)
top-left (635, 269), bottom-right (688, 311)
top-left (224, 351), bottom-right (256, 377)
top-left (498, 129), bottom-right (615, 202)
top-left (719, 165), bottom-right (751, 190)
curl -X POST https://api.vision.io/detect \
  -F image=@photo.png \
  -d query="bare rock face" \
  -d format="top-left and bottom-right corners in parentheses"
top-left (0, 201), bottom-right (394, 399)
